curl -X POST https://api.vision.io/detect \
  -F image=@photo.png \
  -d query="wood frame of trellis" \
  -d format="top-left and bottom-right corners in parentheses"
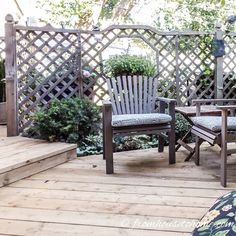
top-left (3, 14), bottom-right (235, 137)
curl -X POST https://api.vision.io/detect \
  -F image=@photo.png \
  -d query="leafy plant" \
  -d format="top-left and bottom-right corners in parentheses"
top-left (175, 113), bottom-right (192, 142)
top-left (104, 54), bottom-right (156, 77)
top-left (24, 98), bottom-right (101, 144)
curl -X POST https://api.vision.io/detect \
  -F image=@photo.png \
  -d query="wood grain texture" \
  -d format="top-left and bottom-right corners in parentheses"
top-left (0, 134), bottom-right (77, 187)
top-left (0, 143), bottom-right (235, 235)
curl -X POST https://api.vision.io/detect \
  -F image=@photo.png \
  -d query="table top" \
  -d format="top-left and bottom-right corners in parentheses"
top-left (175, 105), bottom-right (222, 117)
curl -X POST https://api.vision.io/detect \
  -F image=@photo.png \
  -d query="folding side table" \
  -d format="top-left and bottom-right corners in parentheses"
top-left (175, 105), bottom-right (221, 161)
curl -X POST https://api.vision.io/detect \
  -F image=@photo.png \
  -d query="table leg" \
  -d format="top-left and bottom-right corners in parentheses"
top-left (175, 129), bottom-right (192, 151)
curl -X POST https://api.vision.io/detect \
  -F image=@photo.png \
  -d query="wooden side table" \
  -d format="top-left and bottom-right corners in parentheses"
top-left (175, 105), bottom-right (221, 161)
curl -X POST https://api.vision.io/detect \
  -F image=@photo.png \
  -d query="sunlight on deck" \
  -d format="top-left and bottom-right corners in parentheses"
top-left (0, 143), bottom-right (236, 235)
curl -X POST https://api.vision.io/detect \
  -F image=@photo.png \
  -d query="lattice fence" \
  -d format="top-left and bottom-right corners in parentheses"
top-left (15, 26), bottom-right (81, 131)
top-left (0, 37), bottom-right (4, 60)
top-left (81, 26), bottom-right (215, 106)
top-left (223, 33), bottom-right (236, 99)
top-left (7, 24), bottom-right (236, 132)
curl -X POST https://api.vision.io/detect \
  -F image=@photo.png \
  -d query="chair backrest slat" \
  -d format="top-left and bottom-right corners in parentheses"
top-left (117, 76), bottom-right (126, 114)
top-left (133, 76), bottom-right (139, 113)
top-left (128, 76), bottom-right (135, 114)
top-left (107, 75), bottom-right (157, 115)
top-left (138, 75), bottom-right (143, 114)
top-left (122, 75), bottom-right (130, 114)
top-left (107, 78), bottom-right (118, 115)
top-left (147, 76), bottom-right (154, 113)
top-left (143, 76), bottom-right (148, 113)
top-left (152, 77), bottom-right (158, 112)
top-left (111, 78), bottom-right (122, 114)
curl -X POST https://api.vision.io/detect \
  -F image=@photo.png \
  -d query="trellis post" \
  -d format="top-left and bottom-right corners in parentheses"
top-left (5, 14), bottom-right (18, 136)
top-left (214, 23), bottom-right (224, 99)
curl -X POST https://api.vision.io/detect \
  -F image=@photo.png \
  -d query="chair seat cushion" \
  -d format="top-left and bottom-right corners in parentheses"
top-left (191, 116), bottom-right (236, 132)
top-left (112, 113), bottom-right (172, 127)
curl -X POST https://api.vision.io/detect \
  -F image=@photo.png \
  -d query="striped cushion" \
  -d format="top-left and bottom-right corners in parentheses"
top-left (191, 116), bottom-right (236, 131)
top-left (112, 113), bottom-right (172, 127)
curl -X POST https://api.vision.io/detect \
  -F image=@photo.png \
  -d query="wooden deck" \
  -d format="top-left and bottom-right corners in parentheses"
top-left (0, 142), bottom-right (236, 235)
top-left (0, 125), bottom-right (77, 187)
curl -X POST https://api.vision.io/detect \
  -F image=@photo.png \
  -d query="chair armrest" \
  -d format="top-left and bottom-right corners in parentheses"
top-left (102, 100), bottom-right (112, 130)
top-left (156, 97), bottom-right (176, 125)
top-left (192, 99), bottom-right (236, 105)
top-left (216, 105), bottom-right (236, 110)
top-left (103, 100), bottom-right (112, 107)
top-left (157, 97), bottom-right (176, 104)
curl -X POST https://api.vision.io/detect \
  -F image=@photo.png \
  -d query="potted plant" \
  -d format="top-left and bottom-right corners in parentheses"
top-left (104, 54), bottom-right (155, 77)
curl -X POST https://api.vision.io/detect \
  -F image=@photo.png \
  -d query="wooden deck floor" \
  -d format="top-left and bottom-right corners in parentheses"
top-left (0, 126), bottom-right (77, 187)
top-left (0, 143), bottom-right (236, 235)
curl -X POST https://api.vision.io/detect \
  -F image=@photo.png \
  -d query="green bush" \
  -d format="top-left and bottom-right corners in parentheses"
top-left (24, 98), bottom-right (101, 144)
top-left (104, 54), bottom-right (155, 77)
top-left (175, 113), bottom-right (191, 142)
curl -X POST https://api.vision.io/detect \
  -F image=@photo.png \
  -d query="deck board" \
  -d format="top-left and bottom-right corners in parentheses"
top-left (0, 126), bottom-right (77, 187)
top-left (0, 143), bottom-right (236, 235)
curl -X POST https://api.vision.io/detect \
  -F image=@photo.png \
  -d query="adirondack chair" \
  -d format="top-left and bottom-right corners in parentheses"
top-left (191, 99), bottom-right (236, 187)
top-left (102, 75), bottom-right (176, 174)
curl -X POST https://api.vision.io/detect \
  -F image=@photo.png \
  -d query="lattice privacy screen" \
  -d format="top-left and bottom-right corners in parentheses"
top-left (0, 37), bottom-right (4, 60)
top-left (223, 33), bottom-right (236, 99)
top-left (81, 27), bottom-right (216, 106)
top-left (13, 25), bottom-right (236, 131)
top-left (16, 27), bottom-right (81, 131)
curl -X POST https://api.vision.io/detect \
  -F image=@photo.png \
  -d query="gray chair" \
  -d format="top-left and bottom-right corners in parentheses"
top-left (191, 99), bottom-right (236, 187)
top-left (102, 75), bottom-right (176, 174)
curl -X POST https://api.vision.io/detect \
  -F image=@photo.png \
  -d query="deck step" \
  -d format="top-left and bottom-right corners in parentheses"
top-left (0, 135), bottom-right (77, 187)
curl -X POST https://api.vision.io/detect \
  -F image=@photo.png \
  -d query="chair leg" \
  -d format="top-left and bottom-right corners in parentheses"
top-left (104, 123), bottom-right (113, 174)
top-left (168, 129), bottom-right (176, 164)
top-left (194, 137), bottom-right (201, 166)
top-left (102, 114), bottom-right (106, 160)
top-left (221, 141), bottom-right (227, 187)
top-left (103, 102), bottom-right (113, 174)
top-left (158, 135), bottom-right (164, 152)
top-left (221, 109), bottom-right (228, 187)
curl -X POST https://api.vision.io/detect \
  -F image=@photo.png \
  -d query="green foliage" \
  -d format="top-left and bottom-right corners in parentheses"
top-left (155, 0), bottom-right (236, 32)
top-left (24, 98), bottom-right (101, 144)
top-left (175, 113), bottom-right (191, 142)
top-left (36, 0), bottom-right (137, 29)
top-left (0, 60), bottom-right (5, 102)
top-left (78, 133), bottom-right (103, 155)
top-left (115, 135), bottom-right (159, 151)
top-left (100, 0), bottom-right (119, 19)
top-left (36, 0), bottom-right (94, 28)
top-left (104, 54), bottom-right (156, 77)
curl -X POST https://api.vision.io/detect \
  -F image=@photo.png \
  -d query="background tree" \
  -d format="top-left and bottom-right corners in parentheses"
top-left (36, 0), bottom-right (138, 29)
top-left (154, 0), bottom-right (236, 32)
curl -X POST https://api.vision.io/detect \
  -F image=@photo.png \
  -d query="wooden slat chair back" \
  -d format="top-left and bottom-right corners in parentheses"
top-left (103, 75), bottom-right (176, 174)
top-left (106, 75), bottom-right (158, 115)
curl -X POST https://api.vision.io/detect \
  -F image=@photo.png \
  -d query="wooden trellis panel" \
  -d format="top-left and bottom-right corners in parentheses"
top-left (0, 37), bottom-right (4, 60)
top-left (177, 34), bottom-right (215, 104)
top-left (223, 33), bottom-right (236, 99)
top-left (11, 23), bottom-right (236, 133)
top-left (80, 26), bottom-right (215, 106)
top-left (15, 25), bottom-right (81, 131)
